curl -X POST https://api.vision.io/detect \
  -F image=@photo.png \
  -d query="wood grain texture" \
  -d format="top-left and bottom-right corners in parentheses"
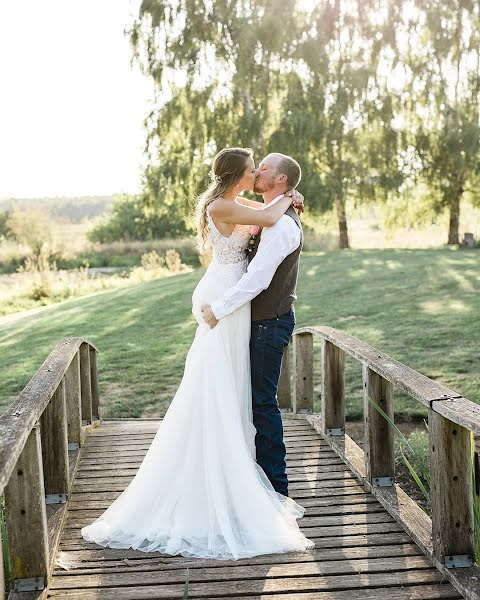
top-left (4, 426), bottom-right (49, 583)
top-left (79, 344), bottom-right (92, 424)
top-left (293, 332), bottom-right (314, 412)
top-left (64, 353), bottom-right (82, 447)
top-left (44, 419), bottom-right (476, 600)
top-left (429, 409), bottom-right (475, 563)
top-left (363, 365), bottom-right (395, 484)
top-left (40, 380), bottom-right (69, 497)
top-left (321, 339), bottom-right (345, 435)
top-left (0, 337), bottom-right (97, 494)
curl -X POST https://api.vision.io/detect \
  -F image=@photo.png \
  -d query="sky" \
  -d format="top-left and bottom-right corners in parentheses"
top-left (0, 0), bottom-right (153, 199)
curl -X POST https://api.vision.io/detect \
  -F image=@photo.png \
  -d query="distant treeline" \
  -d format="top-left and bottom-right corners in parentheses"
top-left (0, 195), bottom-right (115, 223)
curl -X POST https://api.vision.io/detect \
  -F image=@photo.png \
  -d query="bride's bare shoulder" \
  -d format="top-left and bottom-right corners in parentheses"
top-left (209, 198), bottom-right (231, 217)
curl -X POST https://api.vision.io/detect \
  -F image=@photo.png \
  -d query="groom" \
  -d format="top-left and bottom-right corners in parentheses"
top-left (201, 152), bottom-right (303, 497)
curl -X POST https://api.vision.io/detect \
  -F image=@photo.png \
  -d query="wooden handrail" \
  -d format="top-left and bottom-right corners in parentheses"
top-left (0, 337), bottom-right (98, 493)
top-left (295, 326), bottom-right (479, 423)
top-left (0, 336), bottom-right (99, 597)
top-left (278, 325), bottom-right (480, 600)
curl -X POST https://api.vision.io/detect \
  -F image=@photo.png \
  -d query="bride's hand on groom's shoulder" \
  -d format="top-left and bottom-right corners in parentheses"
top-left (286, 189), bottom-right (304, 214)
top-left (201, 304), bottom-right (219, 329)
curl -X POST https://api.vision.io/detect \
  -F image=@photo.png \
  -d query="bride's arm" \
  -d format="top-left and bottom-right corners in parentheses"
top-left (210, 194), bottom-right (292, 227)
top-left (235, 197), bottom-right (265, 209)
top-left (237, 192), bottom-right (305, 213)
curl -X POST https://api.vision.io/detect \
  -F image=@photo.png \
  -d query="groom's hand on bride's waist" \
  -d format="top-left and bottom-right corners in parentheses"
top-left (201, 305), bottom-right (219, 328)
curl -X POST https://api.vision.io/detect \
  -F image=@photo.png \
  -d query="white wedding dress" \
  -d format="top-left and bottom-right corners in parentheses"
top-left (81, 208), bottom-right (315, 560)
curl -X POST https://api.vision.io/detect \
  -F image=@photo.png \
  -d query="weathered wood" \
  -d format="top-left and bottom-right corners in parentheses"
top-left (430, 396), bottom-right (480, 436)
top-left (65, 353), bottom-right (82, 448)
top-left (4, 425), bottom-right (49, 587)
top-left (50, 554), bottom-right (433, 588)
top-left (295, 326), bottom-right (468, 411)
top-left (429, 408), bottom-right (475, 564)
top-left (68, 494), bottom-right (378, 512)
top-left (47, 584), bottom-right (463, 600)
top-left (62, 521), bottom-right (405, 546)
top-left (59, 530), bottom-right (414, 553)
top-left (321, 339), bottom-right (345, 435)
top-left (52, 542), bottom-right (422, 573)
top-left (277, 344), bottom-right (292, 411)
top-left (310, 416), bottom-right (480, 600)
top-left (40, 380), bottom-right (70, 499)
top-left (363, 365), bottom-right (395, 485)
top-left (79, 344), bottom-right (93, 425)
top-left (0, 337), bottom-right (97, 494)
top-left (293, 332), bottom-right (314, 413)
top-left (89, 348), bottom-right (100, 421)
top-left (46, 570), bottom-right (448, 599)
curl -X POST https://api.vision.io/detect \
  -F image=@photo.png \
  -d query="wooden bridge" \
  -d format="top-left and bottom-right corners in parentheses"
top-left (1, 329), bottom-right (479, 599)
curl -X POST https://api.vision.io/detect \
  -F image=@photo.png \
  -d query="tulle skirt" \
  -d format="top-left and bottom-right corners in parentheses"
top-left (81, 258), bottom-right (315, 560)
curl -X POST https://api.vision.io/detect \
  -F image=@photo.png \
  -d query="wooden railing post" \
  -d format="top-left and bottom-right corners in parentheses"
top-left (89, 347), bottom-right (100, 421)
top-left (65, 352), bottom-right (82, 449)
top-left (4, 425), bottom-right (49, 592)
top-left (278, 344), bottom-right (292, 412)
top-left (363, 365), bottom-right (395, 487)
top-left (321, 339), bottom-right (345, 436)
top-left (429, 410), bottom-right (475, 567)
top-left (79, 343), bottom-right (93, 425)
top-left (40, 380), bottom-right (70, 504)
top-left (293, 332), bottom-right (313, 413)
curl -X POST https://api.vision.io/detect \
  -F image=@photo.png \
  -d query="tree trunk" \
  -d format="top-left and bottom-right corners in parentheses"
top-left (447, 191), bottom-right (461, 245)
top-left (335, 192), bottom-right (350, 249)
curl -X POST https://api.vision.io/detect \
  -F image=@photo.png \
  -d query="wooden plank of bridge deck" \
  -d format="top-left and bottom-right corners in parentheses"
top-left (47, 418), bottom-right (464, 600)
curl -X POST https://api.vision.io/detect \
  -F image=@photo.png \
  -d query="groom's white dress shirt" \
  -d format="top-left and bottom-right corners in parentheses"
top-left (210, 194), bottom-right (301, 321)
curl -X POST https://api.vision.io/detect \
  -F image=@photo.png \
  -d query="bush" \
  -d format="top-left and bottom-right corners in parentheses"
top-left (0, 211), bottom-right (11, 239)
top-left (88, 194), bottom-right (191, 243)
top-left (394, 428), bottom-right (430, 485)
top-left (6, 208), bottom-right (54, 256)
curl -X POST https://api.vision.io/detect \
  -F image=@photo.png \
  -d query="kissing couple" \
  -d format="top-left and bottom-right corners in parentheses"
top-left (82, 147), bottom-right (315, 560)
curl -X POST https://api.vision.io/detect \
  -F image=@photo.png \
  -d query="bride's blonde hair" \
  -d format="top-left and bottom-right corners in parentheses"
top-left (196, 147), bottom-right (253, 254)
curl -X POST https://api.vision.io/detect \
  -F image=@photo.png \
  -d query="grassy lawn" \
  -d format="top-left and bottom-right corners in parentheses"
top-left (0, 246), bottom-right (478, 421)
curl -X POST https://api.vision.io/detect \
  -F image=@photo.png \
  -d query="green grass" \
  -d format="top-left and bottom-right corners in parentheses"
top-left (0, 247), bottom-right (478, 419)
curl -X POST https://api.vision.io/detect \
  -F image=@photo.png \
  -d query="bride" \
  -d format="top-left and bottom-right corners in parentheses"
top-left (81, 147), bottom-right (315, 560)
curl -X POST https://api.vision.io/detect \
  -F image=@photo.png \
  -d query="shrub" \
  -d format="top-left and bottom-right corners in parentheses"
top-left (394, 429), bottom-right (430, 486)
top-left (6, 208), bottom-right (54, 257)
top-left (88, 194), bottom-right (191, 243)
top-left (165, 249), bottom-right (182, 272)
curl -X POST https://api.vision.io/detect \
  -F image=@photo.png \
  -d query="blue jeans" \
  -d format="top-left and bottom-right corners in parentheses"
top-left (250, 308), bottom-right (295, 496)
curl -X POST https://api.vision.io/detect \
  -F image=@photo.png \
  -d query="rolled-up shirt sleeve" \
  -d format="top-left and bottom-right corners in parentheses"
top-left (210, 216), bottom-right (301, 320)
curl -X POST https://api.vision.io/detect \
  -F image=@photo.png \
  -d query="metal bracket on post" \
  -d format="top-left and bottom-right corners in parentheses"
top-left (82, 419), bottom-right (90, 426)
top-left (445, 555), bottom-right (474, 568)
top-left (12, 577), bottom-right (46, 592)
top-left (428, 394), bottom-right (463, 408)
top-left (297, 408), bottom-right (312, 414)
top-left (372, 476), bottom-right (394, 487)
top-left (326, 427), bottom-right (344, 436)
top-left (68, 441), bottom-right (80, 451)
top-left (46, 493), bottom-right (68, 504)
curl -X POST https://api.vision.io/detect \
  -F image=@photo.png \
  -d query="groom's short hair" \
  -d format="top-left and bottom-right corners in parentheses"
top-left (272, 153), bottom-right (302, 189)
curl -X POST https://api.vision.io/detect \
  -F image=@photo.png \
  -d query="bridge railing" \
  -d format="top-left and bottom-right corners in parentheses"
top-left (279, 325), bottom-right (480, 600)
top-left (0, 337), bottom-right (99, 598)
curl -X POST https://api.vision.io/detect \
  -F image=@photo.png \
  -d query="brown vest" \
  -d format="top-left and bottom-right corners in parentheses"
top-left (248, 206), bottom-right (303, 321)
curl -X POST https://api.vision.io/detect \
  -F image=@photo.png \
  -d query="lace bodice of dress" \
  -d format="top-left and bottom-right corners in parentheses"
top-left (207, 208), bottom-right (251, 264)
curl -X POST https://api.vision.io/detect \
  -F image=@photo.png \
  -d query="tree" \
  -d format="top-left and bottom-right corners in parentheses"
top-left (393, 0), bottom-right (480, 244)
top-left (6, 208), bottom-right (53, 257)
